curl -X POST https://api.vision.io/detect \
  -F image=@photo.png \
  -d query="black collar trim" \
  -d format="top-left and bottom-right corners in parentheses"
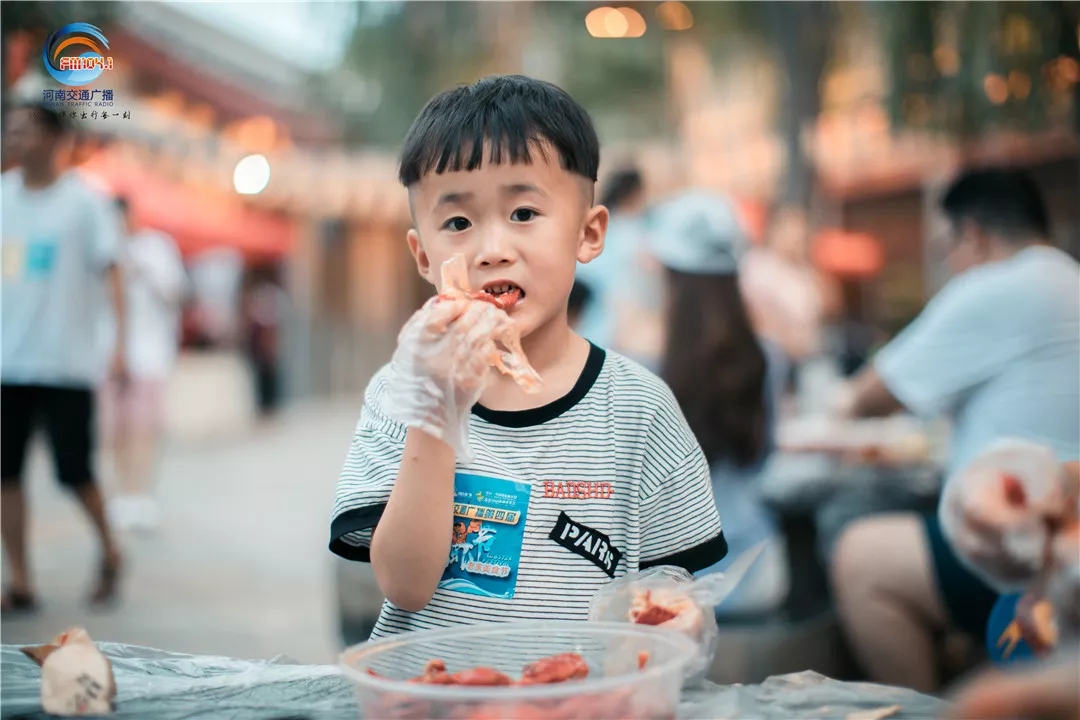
top-left (472, 343), bottom-right (606, 428)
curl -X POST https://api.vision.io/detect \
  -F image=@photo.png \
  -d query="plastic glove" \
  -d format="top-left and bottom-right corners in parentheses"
top-left (941, 440), bottom-right (1080, 655)
top-left (379, 296), bottom-right (502, 461)
top-left (377, 255), bottom-right (541, 462)
top-left (939, 439), bottom-right (1072, 593)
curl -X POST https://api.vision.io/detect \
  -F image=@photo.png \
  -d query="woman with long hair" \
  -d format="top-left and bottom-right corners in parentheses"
top-left (648, 190), bottom-right (788, 615)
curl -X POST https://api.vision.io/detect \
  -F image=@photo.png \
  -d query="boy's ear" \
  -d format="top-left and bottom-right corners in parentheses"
top-left (577, 204), bottom-right (609, 265)
top-left (407, 228), bottom-right (435, 284)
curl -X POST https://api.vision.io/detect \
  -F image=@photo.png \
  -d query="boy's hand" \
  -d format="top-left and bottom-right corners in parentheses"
top-left (380, 297), bottom-right (500, 459)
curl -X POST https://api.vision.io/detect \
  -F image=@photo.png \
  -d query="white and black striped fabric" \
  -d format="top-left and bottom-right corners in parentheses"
top-left (330, 344), bottom-right (727, 639)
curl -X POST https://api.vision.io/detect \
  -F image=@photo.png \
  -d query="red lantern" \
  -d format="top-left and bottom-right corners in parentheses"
top-left (812, 229), bottom-right (884, 278)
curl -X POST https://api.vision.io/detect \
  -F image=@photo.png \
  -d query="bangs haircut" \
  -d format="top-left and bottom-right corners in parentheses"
top-left (398, 75), bottom-right (600, 188)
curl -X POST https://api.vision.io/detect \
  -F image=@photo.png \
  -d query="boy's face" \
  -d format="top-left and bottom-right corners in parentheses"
top-left (406, 145), bottom-right (608, 339)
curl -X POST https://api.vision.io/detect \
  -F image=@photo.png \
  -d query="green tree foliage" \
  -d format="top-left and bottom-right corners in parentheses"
top-left (881, 1), bottom-right (1079, 137)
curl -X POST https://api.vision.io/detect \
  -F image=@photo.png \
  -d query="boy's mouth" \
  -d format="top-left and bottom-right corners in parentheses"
top-left (481, 281), bottom-right (525, 308)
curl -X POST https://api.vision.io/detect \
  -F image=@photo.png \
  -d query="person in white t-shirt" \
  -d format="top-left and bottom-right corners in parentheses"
top-left (1, 103), bottom-right (127, 611)
top-left (830, 168), bottom-right (1080, 692)
top-left (100, 197), bottom-right (187, 531)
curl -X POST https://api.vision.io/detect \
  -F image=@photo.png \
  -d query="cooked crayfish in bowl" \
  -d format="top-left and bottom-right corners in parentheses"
top-left (340, 621), bottom-right (697, 719)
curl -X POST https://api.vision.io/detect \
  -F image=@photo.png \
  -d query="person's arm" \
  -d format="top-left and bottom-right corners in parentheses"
top-left (138, 236), bottom-right (186, 308)
top-left (369, 428), bottom-right (456, 611)
top-left (107, 263), bottom-right (127, 382)
top-left (844, 366), bottom-right (904, 418)
top-left (91, 194), bottom-right (126, 382)
top-left (845, 271), bottom-right (1022, 421)
top-left (329, 299), bottom-right (485, 612)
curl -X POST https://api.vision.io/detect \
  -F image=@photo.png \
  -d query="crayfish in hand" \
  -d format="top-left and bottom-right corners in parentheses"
top-left (426, 254), bottom-right (542, 393)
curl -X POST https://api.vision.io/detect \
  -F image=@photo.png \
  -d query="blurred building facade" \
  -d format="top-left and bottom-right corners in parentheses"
top-left (4, 1), bottom-right (1077, 406)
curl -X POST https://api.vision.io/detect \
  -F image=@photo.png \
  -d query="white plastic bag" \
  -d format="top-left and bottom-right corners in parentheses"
top-left (589, 543), bottom-right (765, 684)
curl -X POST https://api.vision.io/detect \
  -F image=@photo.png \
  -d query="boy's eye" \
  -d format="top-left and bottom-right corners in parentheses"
top-left (443, 217), bottom-right (471, 232)
top-left (511, 208), bottom-right (538, 222)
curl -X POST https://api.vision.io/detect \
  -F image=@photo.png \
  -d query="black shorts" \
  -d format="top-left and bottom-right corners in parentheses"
top-left (922, 512), bottom-right (999, 640)
top-left (1, 384), bottom-right (96, 488)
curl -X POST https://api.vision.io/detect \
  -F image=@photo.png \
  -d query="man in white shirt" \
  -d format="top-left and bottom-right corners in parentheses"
top-left (100, 197), bottom-right (186, 531)
top-left (830, 169), bottom-right (1080, 692)
top-left (1, 104), bottom-right (127, 610)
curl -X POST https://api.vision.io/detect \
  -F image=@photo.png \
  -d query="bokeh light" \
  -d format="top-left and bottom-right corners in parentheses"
top-left (1008, 70), bottom-right (1031, 100)
top-left (657, 1), bottom-right (693, 31)
top-left (983, 73), bottom-right (1009, 104)
top-left (585, 6), bottom-right (646, 38)
top-left (233, 154), bottom-right (271, 195)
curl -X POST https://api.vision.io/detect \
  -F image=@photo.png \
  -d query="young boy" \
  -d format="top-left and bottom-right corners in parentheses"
top-left (329, 75), bottom-right (726, 638)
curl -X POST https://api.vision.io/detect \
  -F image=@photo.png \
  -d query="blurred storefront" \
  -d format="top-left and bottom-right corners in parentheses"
top-left (5, 3), bottom-right (424, 405)
top-left (657, 10), bottom-right (1078, 340)
top-left (4, 1), bottom-right (1077, 404)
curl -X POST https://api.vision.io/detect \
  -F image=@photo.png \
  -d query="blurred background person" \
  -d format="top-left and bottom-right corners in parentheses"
top-left (740, 204), bottom-right (826, 400)
top-left (576, 166), bottom-right (665, 368)
top-left (242, 266), bottom-right (288, 420)
top-left (1, 103), bottom-right (125, 610)
top-left (830, 168), bottom-right (1080, 693)
top-left (648, 189), bottom-right (790, 616)
top-left (567, 278), bottom-right (593, 333)
top-left (575, 167), bottom-right (644, 349)
top-left (100, 197), bottom-right (187, 533)
top-left (946, 657), bottom-right (1080, 720)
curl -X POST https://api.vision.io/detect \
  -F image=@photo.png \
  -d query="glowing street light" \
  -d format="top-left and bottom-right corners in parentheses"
top-left (585, 6), bottom-right (646, 38)
top-left (233, 154), bottom-right (270, 195)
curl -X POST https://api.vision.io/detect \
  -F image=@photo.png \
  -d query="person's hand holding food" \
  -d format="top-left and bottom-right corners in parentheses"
top-left (940, 441), bottom-right (1076, 591)
top-left (380, 254), bottom-right (541, 460)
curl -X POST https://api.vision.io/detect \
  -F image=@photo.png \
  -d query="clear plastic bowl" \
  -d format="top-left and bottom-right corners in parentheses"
top-left (340, 621), bottom-right (698, 719)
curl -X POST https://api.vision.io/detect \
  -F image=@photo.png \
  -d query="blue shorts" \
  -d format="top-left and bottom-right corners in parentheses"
top-left (922, 512), bottom-right (999, 639)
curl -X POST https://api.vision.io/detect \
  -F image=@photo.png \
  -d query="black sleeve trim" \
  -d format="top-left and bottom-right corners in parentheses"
top-left (640, 530), bottom-right (728, 573)
top-left (328, 504), bottom-right (386, 562)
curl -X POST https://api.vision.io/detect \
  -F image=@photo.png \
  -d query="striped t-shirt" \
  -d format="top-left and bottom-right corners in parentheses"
top-left (329, 343), bottom-right (727, 639)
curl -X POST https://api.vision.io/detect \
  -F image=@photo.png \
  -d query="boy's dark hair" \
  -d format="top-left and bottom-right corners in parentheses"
top-left (941, 168), bottom-right (1050, 241)
top-left (568, 279), bottom-right (593, 316)
top-left (398, 75), bottom-right (600, 187)
top-left (600, 168), bottom-right (643, 210)
top-left (114, 196), bottom-right (130, 215)
top-left (14, 102), bottom-right (70, 136)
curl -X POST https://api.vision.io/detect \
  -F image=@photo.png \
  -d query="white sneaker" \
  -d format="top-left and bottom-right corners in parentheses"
top-left (132, 495), bottom-right (161, 532)
top-left (107, 496), bottom-right (140, 532)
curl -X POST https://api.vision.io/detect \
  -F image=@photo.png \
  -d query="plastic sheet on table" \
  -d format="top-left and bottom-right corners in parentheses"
top-left (679, 672), bottom-right (947, 720)
top-left (2, 645), bottom-right (947, 720)
top-left (1, 643), bottom-right (356, 720)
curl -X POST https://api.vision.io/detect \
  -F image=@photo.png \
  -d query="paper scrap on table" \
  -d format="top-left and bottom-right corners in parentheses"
top-left (846, 705), bottom-right (902, 720)
top-left (20, 627), bottom-right (116, 716)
